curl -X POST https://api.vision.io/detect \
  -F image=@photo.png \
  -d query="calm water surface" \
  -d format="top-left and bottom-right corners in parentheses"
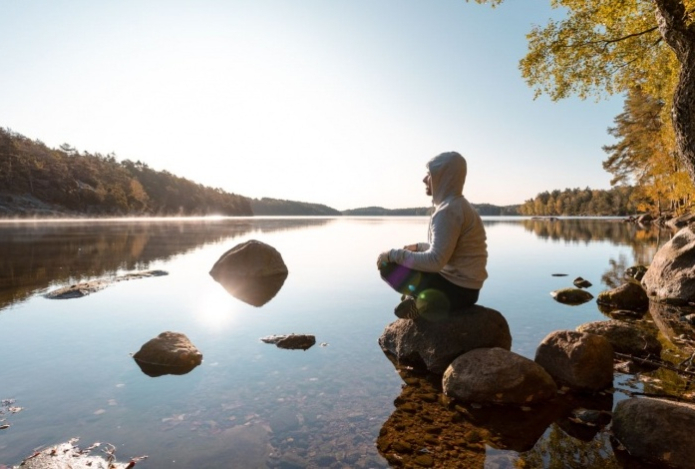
top-left (0, 217), bottom-right (671, 468)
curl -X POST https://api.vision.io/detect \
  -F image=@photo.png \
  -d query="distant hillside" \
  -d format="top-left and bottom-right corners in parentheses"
top-left (250, 197), bottom-right (342, 216)
top-left (342, 206), bottom-right (432, 216)
top-left (343, 204), bottom-right (520, 216)
top-left (0, 127), bottom-right (251, 217)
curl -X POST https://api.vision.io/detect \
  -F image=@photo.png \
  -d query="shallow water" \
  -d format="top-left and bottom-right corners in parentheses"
top-left (0, 217), bottom-right (674, 468)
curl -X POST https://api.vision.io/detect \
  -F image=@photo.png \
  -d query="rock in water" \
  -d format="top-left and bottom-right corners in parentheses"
top-left (442, 347), bottom-right (557, 405)
top-left (641, 226), bottom-right (695, 305)
top-left (613, 397), bottom-right (695, 468)
top-left (534, 330), bottom-right (613, 391)
top-left (550, 288), bottom-right (594, 305)
top-left (261, 334), bottom-right (316, 350)
top-left (576, 320), bottom-right (661, 359)
top-left (210, 239), bottom-right (288, 307)
top-left (378, 304), bottom-right (512, 375)
top-left (596, 282), bottom-right (649, 311)
top-left (573, 277), bottom-right (592, 289)
top-left (133, 331), bottom-right (203, 377)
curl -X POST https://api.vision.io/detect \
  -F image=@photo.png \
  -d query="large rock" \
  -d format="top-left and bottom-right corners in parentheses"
top-left (378, 305), bottom-right (512, 375)
top-left (534, 330), bottom-right (613, 391)
top-left (642, 226), bottom-right (695, 305)
top-left (442, 348), bottom-right (557, 405)
top-left (210, 240), bottom-right (288, 306)
top-left (133, 331), bottom-right (203, 377)
top-left (576, 320), bottom-right (661, 359)
top-left (613, 397), bottom-right (695, 468)
top-left (596, 282), bottom-right (649, 311)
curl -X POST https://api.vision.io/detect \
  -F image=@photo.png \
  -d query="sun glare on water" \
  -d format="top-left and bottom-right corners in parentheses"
top-left (193, 289), bottom-right (241, 332)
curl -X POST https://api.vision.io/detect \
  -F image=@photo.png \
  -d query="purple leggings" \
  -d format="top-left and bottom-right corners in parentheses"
top-left (379, 262), bottom-right (479, 310)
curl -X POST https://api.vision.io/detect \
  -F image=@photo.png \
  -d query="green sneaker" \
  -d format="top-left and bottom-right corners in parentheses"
top-left (394, 296), bottom-right (420, 320)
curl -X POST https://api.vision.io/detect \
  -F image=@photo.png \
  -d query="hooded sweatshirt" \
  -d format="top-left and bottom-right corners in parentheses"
top-left (388, 152), bottom-right (488, 290)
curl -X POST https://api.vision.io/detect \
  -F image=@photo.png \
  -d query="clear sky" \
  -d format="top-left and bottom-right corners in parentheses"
top-left (0, 0), bottom-right (624, 211)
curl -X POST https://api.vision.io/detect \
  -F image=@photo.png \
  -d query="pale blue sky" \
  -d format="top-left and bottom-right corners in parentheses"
top-left (0, 0), bottom-right (624, 210)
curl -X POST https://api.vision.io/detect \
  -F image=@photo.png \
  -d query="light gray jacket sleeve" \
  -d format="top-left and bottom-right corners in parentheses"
top-left (388, 204), bottom-right (462, 272)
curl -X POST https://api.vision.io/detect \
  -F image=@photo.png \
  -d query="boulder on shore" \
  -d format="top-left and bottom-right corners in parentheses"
top-left (612, 397), bottom-right (695, 469)
top-left (442, 347), bottom-right (557, 405)
top-left (641, 226), bottom-right (695, 305)
top-left (596, 282), bottom-right (649, 311)
top-left (378, 305), bottom-right (512, 375)
top-left (210, 240), bottom-right (288, 307)
top-left (133, 331), bottom-right (203, 377)
top-left (534, 330), bottom-right (614, 391)
top-left (576, 320), bottom-right (661, 359)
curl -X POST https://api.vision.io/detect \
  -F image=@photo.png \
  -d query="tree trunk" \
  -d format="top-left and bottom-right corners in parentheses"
top-left (654, 0), bottom-right (695, 185)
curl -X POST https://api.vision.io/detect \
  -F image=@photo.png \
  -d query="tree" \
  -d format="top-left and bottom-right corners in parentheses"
top-left (602, 86), bottom-right (693, 213)
top-left (472, 0), bottom-right (695, 189)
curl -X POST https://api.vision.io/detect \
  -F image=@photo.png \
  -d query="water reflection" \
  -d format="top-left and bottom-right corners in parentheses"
top-left (377, 363), bottom-right (616, 468)
top-left (0, 218), bottom-right (332, 311)
top-left (213, 273), bottom-right (288, 307)
top-left (514, 217), bottom-right (670, 266)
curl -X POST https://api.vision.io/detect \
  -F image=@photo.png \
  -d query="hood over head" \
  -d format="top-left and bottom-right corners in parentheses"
top-left (426, 151), bottom-right (467, 205)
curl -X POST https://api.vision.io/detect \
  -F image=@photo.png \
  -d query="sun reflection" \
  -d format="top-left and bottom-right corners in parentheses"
top-left (193, 291), bottom-right (239, 331)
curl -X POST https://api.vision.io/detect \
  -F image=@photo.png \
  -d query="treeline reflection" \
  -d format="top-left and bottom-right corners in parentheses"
top-left (514, 218), bottom-right (671, 265)
top-left (0, 218), bottom-right (333, 311)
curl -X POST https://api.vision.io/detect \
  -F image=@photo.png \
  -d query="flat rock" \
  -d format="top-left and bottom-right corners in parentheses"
top-left (44, 270), bottom-right (168, 299)
top-left (261, 334), bottom-right (316, 350)
top-left (16, 440), bottom-right (136, 469)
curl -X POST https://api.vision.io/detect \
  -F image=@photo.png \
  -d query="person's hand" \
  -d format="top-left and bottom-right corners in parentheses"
top-left (403, 244), bottom-right (418, 252)
top-left (376, 251), bottom-right (390, 269)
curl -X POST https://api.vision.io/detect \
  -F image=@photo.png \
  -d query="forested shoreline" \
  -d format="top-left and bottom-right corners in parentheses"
top-left (0, 127), bottom-right (252, 217)
top-left (0, 126), bottom-right (657, 218)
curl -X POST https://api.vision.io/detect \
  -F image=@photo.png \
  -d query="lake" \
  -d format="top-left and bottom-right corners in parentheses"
top-left (0, 217), bottom-right (675, 468)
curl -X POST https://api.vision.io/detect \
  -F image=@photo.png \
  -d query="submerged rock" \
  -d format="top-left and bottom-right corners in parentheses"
top-left (133, 331), bottom-right (203, 377)
top-left (641, 226), bottom-right (695, 305)
top-left (596, 282), bottom-right (649, 311)
top-left (261, 334), bottom-right (316, 350)
top-left (613, 397), bottom-right (695, 469)
top-left (17, 440), bottom-right (138, 468)
top-left (44, 270), bottom-right (168, 299)
top-left (550, 288), bottom-right (594, 305)
top-left (442, 347), bottom-right (557, 405)
top-left (535, 330), bottom-right (614, 391)
top-left (210, 240), bottom-right (288, 307)
top-left (379, 304), bottom-right (512, 375)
